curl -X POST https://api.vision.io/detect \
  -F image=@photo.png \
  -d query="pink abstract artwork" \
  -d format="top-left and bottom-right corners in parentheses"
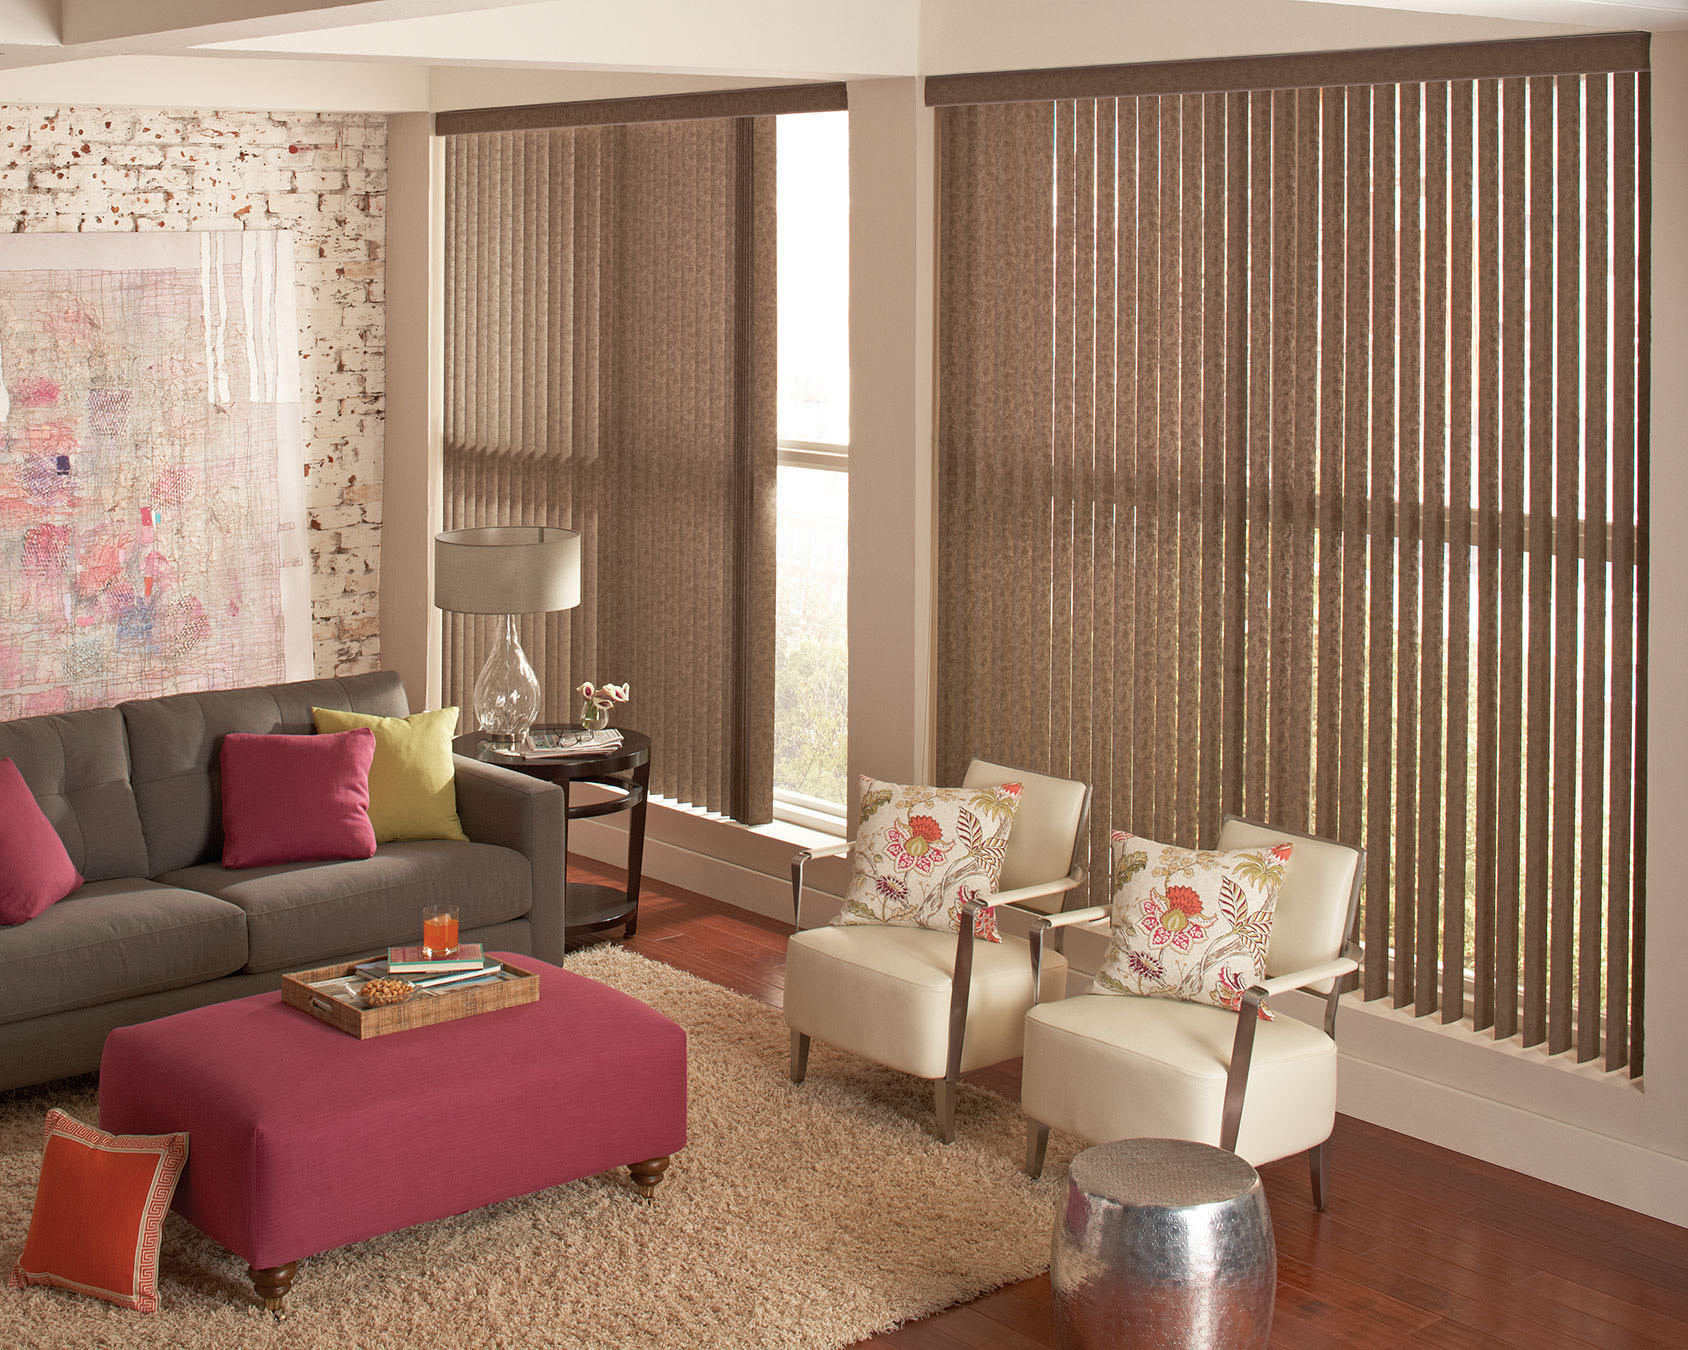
top-left (0, 232), bottom-right (310, 719)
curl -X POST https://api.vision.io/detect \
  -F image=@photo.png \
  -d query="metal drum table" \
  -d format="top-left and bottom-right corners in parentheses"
top-left (1051, 1137), bottom-right (1275, 1349)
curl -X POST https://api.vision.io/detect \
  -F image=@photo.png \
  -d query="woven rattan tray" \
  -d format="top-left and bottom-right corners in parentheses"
top-left (281, 957), bottom-right (540, 1039)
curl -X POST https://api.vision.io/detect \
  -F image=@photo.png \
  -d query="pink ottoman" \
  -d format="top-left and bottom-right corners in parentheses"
top-left (98, 953), bottom-right (686, 1312)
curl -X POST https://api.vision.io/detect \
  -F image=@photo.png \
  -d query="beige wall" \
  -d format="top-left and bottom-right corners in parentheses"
top-left (380, 111), bottom-right (442, 712)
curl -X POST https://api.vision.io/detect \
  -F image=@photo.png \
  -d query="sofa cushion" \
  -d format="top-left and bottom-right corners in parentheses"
top-left (0, 707), bottom-right (149, 884)
top-left (122, 672), bottom-right (410, 875)
top-left (0, 758), bottom-right (84, 925)
top-left (159, 840), bottom-right (532, 974)
top-left (0, 880), bottom-right (247, 1026)
top-left (219, 729), bottom-right (378, 868)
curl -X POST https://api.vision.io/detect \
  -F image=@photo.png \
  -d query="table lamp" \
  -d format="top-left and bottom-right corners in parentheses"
top-left (434, 526), bottom-right (581, 748)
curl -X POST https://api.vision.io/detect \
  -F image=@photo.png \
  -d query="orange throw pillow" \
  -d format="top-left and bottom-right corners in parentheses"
top-left (9, 1109), bottom-right (188, 1312)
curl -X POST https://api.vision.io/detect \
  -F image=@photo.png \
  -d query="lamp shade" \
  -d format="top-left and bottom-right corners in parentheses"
top-left (433, 527), bottom-right (581, 615)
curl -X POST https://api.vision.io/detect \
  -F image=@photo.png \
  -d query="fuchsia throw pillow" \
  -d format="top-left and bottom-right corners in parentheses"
top-left (0, 758), bottom-right (84, 925)
top-left (219, 728), bottom-right (377, 869)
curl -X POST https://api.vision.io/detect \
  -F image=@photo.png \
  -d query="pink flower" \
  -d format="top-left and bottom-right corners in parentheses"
top-left (884, 814), bottom-right (951, 875)
top-left (1140, 887), bottom-right (1210, 952)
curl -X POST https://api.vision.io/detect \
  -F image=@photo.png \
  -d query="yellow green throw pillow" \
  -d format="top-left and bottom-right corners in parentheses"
top-left (310, 706), bottom-right (468, 844)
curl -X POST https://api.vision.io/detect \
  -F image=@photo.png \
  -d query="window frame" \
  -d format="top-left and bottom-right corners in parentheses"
top-left (773, 438), bottom-right (849, 834)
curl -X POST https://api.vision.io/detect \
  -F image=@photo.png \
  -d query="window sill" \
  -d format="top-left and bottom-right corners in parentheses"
top-left (562, 784), bottom-right (850, 918)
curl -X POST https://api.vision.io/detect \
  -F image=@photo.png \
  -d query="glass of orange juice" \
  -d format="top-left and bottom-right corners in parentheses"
top-left (421, 905), bottom-right (460, 959)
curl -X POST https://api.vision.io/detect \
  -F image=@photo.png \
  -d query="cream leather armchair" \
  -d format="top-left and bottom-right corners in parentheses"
top-left (1020, 816), bottom-right (1363, 1208)
top-left (784, 761), bottom-right (1091, 1142)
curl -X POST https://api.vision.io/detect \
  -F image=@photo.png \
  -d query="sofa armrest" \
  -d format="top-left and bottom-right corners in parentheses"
top-left (454, 755), bottom-right (566, 964)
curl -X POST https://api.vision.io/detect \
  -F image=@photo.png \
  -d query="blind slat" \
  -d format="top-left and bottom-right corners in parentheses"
top-left (1176, 92), bottom-right (1206, 847)
top-left (1364, 82), bottom-right (1397, 1004)
top-left (1579, 73), bottom-right (1610, 1063)
top-left (1495, 74), bottom-right (1528, 1043)
top-left (1416, 80), bottom-right (1449, 1020)
top-left (1443, 78), bottom-right (1475, 1025)
top-left (1521, 73), bottom-right (1555, 1049)
top-left (1607, 71), bottom-right (1637, 1072)
top-left (1548, 73), bottom-right (1582, 1056)
top-left (1394, 80), bottom-right (1423, 1011)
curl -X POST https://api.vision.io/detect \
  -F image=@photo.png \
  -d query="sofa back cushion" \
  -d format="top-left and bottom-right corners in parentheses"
top-left (0, 708), bottom-right (150, 884)
top-left (122, 672), bottom-right (410, 875)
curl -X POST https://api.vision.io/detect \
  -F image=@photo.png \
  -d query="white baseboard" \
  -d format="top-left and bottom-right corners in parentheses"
top-left (565, 814), bottom-right (847, 927)
top-left (1330, 1051), bottom-right (1688, 1227)
top-left (568, 813), bottom-right (1688, 1228)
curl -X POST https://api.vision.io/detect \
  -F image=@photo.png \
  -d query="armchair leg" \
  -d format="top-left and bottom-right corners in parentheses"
top-left (1026, 1121), bottom-right (1050, 1179)
top-left (1310, 1138), bottom-right (1331, 1211)
top-left (789, 1031), bottom-right (810, 1085)
top-left (934, 1076), bottom-right (958, 1144)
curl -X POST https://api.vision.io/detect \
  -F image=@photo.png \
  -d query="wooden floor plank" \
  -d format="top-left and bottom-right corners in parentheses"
top-left (577, 856), bottom-right (1686, 1350)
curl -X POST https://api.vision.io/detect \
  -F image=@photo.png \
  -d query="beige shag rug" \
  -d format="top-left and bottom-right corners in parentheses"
top-left (1, 946), bottom-right (1070, 1349)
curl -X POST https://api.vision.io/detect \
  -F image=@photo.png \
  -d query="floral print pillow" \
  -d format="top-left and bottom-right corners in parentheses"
top-left (1092, 832), bottom-right (1292, 1017)
top-left (834, 776), bottom-right (1023, 942)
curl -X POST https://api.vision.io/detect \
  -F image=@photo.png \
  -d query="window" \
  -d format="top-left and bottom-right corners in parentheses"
top-left (931, 35), bottom-right (1648, 1072)
top-left (774, 111), bottom-right (849, 827)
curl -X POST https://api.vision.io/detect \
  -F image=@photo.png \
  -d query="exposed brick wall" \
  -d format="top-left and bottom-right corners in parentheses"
top-left (0, 105), bottom-right (386, 676)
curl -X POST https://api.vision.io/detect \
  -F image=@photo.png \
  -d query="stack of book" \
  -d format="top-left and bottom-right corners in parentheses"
top-left (354, 943), bottom-right (504, 992)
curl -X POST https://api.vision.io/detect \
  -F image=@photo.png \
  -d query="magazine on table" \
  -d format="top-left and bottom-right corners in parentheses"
top-left (513, 729), bottom-right (623, 759)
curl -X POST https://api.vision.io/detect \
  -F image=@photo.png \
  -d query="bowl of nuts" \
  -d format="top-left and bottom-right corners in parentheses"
top-left (361, 977), bottom-right (415, 1008)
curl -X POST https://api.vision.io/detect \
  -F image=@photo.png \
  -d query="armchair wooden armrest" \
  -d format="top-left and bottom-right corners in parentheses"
top-left (1251, 949), bottom-right (1361, 1000)
top-left (1220, 944), bottom-right (1361, 1155)
top-left (1030, 903), bottom-right (1110, 932)
top-left (992, 865), bottom-right (1088, 916)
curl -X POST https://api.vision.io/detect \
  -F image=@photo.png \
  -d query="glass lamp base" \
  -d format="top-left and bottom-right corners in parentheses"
top-left (474, 614), bottom-right (541, 747)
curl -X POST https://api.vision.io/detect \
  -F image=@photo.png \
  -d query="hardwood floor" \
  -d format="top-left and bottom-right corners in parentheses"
top-left (577, 856), bottom-right (1688, 1349)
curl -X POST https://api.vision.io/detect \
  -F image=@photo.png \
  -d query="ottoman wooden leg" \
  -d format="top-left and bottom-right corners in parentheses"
top-left (250, 1261), bottom-right (297, 1315)
top-left (629, 1155), bottom-right (671, 1200)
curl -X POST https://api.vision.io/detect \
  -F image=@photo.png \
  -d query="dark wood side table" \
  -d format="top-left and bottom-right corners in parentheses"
top-left (454, 727), bottom-right (652, 944)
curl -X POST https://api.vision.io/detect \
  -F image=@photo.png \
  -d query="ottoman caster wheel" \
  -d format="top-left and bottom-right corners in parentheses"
top-left (249, 1261), bottom-right (297, 1318)
top-left (629, 1155), bottom-right (671, 1200)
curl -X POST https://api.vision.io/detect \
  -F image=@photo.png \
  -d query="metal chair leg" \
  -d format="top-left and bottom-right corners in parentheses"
top-left (789, 1031), bottom-right (810, 1085)
top-left (1310, 1138), bottom-right (1331, 1211)
top-left (1026, 1121), bottom-right (1050, 1179)
top-left (934, 1077), bottom-right (958, 1143)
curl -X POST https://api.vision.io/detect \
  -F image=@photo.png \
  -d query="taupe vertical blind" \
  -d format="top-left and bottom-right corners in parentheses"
top-left (931, 33), bottom-right (1649, 1072)
top-left (442, 116), bottom-right (777, 822)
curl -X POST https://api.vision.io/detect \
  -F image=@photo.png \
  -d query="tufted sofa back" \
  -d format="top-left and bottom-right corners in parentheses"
top-left (0, 672), bottom-right (411, 883)
top-left (121, 671), bottom-right (410, 875)
top-left (0, 707), bottom-right (150, 883)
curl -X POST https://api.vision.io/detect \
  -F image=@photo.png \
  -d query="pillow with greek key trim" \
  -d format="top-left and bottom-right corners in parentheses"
top-left (834, 776), bottom-right (1022, 942)
top-left (1093, 832), bottom-right (1291, 1018)
top-left (10, 1109), bottom-right (188, 1312)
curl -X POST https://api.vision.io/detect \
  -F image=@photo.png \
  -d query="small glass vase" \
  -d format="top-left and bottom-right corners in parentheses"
top-left (579, 701), bottom-right (610, 735)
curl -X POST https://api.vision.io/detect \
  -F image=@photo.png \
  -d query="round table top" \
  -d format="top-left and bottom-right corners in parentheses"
top-left (1067, 1138), bottom-right (1261, 1211)
top-left (454, 726), bottom-right (650, 779)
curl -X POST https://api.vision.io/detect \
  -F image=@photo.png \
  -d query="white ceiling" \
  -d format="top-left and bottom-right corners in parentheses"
top-left (0, 0), bottom-right (1681, 111)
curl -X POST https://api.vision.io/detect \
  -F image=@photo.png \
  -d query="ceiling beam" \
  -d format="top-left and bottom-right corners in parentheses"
top-left (60, 0), bottom-right (517, 49)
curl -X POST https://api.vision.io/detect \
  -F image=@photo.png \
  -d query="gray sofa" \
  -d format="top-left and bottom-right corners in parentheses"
top-left (0, 671), bottom-right (565, 1092)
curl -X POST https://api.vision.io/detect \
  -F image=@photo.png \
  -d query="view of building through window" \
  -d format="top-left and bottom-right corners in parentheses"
top-left (773, 111), bottom-right (849, 820)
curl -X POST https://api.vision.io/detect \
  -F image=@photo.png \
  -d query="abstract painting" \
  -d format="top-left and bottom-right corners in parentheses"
top-left (0, 231), bottom-right (311, 720)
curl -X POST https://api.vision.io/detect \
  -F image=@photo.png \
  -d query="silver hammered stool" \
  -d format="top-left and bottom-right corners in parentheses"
top-left (1051, 1138), bottom-right (1275, 1349)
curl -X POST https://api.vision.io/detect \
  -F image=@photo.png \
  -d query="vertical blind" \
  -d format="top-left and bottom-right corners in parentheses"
top-left (930, 33), bottom-right (1649, 1072)
top-left (442, 117), bottom-right (777, 822)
